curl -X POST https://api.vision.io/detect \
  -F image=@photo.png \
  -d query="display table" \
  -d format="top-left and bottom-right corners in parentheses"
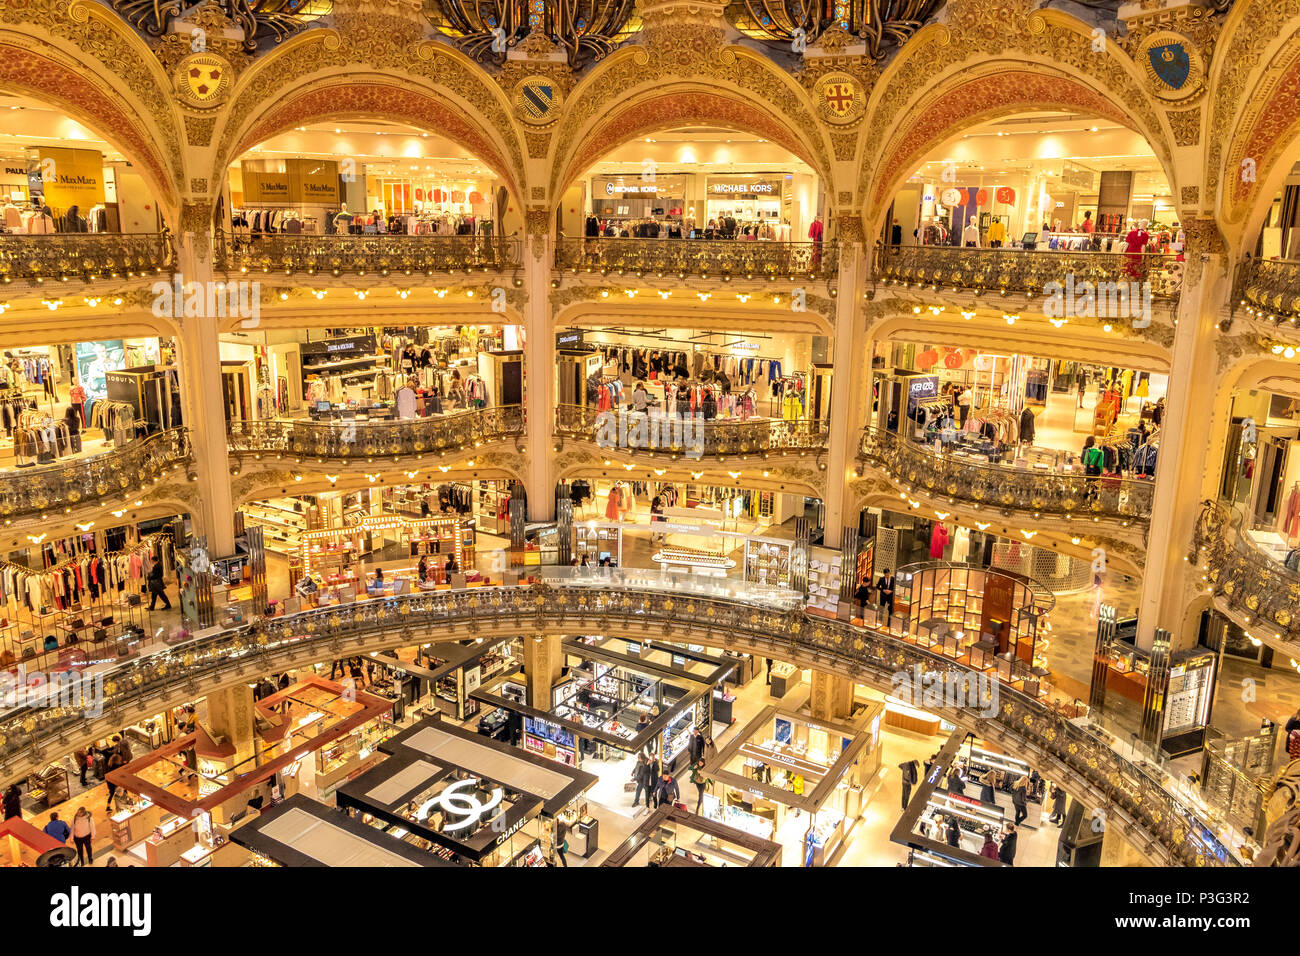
top-left (179, 839), bottom-right (251, 868)
top-left (769, 662), bottom-right (802, 698)
top-left (110, 799), bottom-right (164, 851)
top-left (145, 815), bottom-right (194, 867)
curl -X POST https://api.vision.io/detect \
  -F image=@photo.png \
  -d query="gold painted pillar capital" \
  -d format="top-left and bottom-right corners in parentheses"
top-left (810, 670), bottom-right (854, 721)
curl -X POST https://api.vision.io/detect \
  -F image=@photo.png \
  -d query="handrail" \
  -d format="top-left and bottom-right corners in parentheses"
top-left (0, 570), bottom-right (1230, 866)
top-left (1236, 255), bottom-right (1300, 321)
top-left (227, 406), bottom-right (524, 459)
top-left (0, 232), bottom-right (172, 284)
top-left (1194, 499), bottom-right (1300, 644)
top-left (858, 425), bottom-right (1154, 521)
top-left (554, 237), bottom-right (840, 279)
top-left (217, 234), bottom-right (523, 276)
top-left (875, 244), bottom-right (1183, 300)
top-left (555, 403), bottom-right (829, 457)
top-left (0, 427), bottom-right (190, 523)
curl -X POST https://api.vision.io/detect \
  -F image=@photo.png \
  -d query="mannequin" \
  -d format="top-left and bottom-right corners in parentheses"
top-left (962, 215), bottom-right (980, 247)
top-left (1123, 218), bottom-right (1150, 278)
top-left (333, 203), bottom-right (353, 234)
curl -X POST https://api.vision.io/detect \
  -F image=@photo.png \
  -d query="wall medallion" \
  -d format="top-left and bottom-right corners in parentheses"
top-left (514, 74), bottom-right (562, 126)
top-left (174, 52), bottom-right (232, 110)
top-left (1137, 32), bottom-right (1205, 102)
top-left (816, 71), bottom-right (864, 125)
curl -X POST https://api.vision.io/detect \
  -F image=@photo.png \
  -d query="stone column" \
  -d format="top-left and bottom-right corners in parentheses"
top-left (1134, 230), bottom-right (1228, 650)
top-left (523, 206), bottom-right (556, 521)
top-left (809, 670), bottom-right (854, 721)
top-left (174, 210), bottom-right (237, 557)
top-left (821, 221), bottom-right (870, 548)
top-left (522, 633), bottom-right (564, 709)
top-left (203, 683), bottom-right (256, 767)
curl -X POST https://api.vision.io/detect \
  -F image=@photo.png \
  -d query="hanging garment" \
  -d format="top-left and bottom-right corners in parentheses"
top-left (929, 524), bottom-right (950, 559)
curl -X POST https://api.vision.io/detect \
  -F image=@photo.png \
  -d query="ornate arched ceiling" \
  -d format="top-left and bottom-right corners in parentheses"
top-left (209, 25), bottom-right (527, 204)
top-left (1205, 0), bottom-right (1300, 248)
top-left (547, 13), bottom-right (836, 202)
top-left (0, 21), bottom-right (182, 220)
top-left (858, 2), bottom-right (1178, 231)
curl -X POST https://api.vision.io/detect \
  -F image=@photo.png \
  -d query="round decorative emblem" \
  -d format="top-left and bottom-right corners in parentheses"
top-left (514, 75), bottom-right (561, 126)
top-left (175, 53), bottom-right (231, 109)
top-left (816, 72), bottom-right (863, 125)
top-left (1138, 32), bottom-right (1204, 102)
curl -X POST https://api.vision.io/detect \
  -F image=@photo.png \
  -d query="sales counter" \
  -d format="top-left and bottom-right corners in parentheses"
top-left (702, 703), bottom-right (883, 866)
top-left (371, 636), bottom-right (520, 721)
top-left (230, 793), bottom-right (457, 867)
top-left (601, 804), bottom-right (783, 867)
top-left (338, 715), bottom-right (597, 866)
top-left (471, 641), bottom-right (731, 772)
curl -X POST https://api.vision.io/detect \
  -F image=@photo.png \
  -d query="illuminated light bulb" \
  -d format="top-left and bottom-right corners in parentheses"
top-left (727, 471), bottom-right (741, 479)
top-left (1102, 324), bottom-right (1112, 332)
top-left (396, 289), bottom-right (411, 299)
top-left (27, 534), bottom-right (46, 544)
top-left (600, 290), bottom-right (609, 298)
top-left (1287, 347), bottom-right (1297, 359)
top-left (912, 306), bottom-right (922, 314)
top-left (312, 289), bottom-right (327, 299)
top-left (657, 291), bottom-right (671, 299)
top-left (736, 294), bottom-right (750, 303)
top-left (653, 469), bottom-right (666, 476)
top-left (697, 292), bottom-right (711, 301)
top-left (76, 522), bottom-right (94, 531)
top-left (976, 522), bottom-right (990, 530)
top-left (1020, 529), bottom-right (1037, 539)
top-left (42, 298), bottom-right (62, 310)
top-left (1272, 345), bottom-right (1285, 355)
top-left (1049, 318), bottom-right (1067, 328)
top-left (934, 511), bottom-right (950, 520)
top-left (83, 297), bottom-right (101, 307)
top-left (691, 472), bottom-right (704, 480)
top-left (624, 289), bottom-right (637, 297)
top-left (439, 465), bottom-right (451, 473)
top-left (1071, 537), bottom-right (1080, 545)
top-left (354, 290), bottom-right (369, 300)
top-left (434, 289), bottom-right (448, 298)
top-left (465, 290), bottom-right (475, 298)
top-left (325, 474), bottom-right (339, 483)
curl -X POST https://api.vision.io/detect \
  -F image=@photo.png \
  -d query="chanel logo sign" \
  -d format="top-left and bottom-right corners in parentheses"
top-left (417, 778), bottom-right (504, 833)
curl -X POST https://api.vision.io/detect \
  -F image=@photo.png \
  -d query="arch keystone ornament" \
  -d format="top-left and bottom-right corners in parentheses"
top-left (817, 71), bottom-right (865, 125)
top-left (1138, 31), bottom-right (1205, 102)
top-left (514, 74), bottom-right (562, 126)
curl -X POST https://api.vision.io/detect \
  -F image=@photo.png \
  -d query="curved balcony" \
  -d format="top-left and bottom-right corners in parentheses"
top-left (1237, 256), bottom-right (1300, 322)
top-left (0, 233), bottom-right (172, 286)
top-left (555, 404), bottom-right (830, 459)
top-left (875, 245), bottom-right (1182, 301)
top-left (0, 571), bottom-right (1229, 867)
top-left (1194, 500), bottom-right (1300, 644)
top-left (555, 237), bottom-right (840, 281)
top-left (858, 426), bottom-right (1154, 523)
top-left (227, 406), bottom-right (525, 460)
top-left (0, 428), bottom-right (190, 524)
top-left (217, 234), bottom-right (523, 278)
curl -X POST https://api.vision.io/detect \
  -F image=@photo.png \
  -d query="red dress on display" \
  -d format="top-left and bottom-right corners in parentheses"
top-left (605, 486), bottom-right (622, 521)
top-left (929, 524), bottom-right (950, 559)
top-left (1123, 228), bottom-right (1150, 278)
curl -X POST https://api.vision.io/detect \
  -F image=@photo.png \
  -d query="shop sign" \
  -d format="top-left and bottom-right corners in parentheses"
top-left (465, 666), bottom-right (482, 693)
top-left (29, 146), bottom-right (105, 207)
top-left (243, 169), bottom-right (292, 203)
top-left (707, 181), bottom-right (781, 197)
top-left (556, 329), bottom-right (585, 348)
top-left (418, 777), bottom-right (504, 834)
top-left (604, 181), bottom-right (660, 195)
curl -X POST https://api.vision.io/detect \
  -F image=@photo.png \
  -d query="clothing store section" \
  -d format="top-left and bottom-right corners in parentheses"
top-left (0, 339), bottom-right (180, 472)
top-left (871, 340), bottom-right (1164, 482)
top-left (888, 113), bottom-right (1178, 256)
top-left (219, 325), bottom-right (522, 426)
top-left (556, 326), bottom-right (830, 427)
top-left (226, 122), bottom-right (501, 239)
top-left (1222, 390), bottom-right (1300, 574)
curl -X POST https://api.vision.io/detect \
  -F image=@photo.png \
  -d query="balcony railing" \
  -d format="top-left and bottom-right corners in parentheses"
top-left (0, 428), bottom-right (190, 523)
top-left (0, 570), bottom-right (1231, 867)
top-left (1236, 256), bottom-right (1300, 321)
top-left (555, 237), bottom-right (840, 280)
top-left (217, 234), bottom-right (523, 277)
top-left (0, 232), bottom-right (172, 285)
top-left (555, 404), bottom-right (830, 457)
top-left (227, 406), bottom-right (524, 460)
top-left (1194, 500), bottom-right (1300, 644)
top-left (875, 245), bottom-right (1183, 301)
top-left (858, 426), bottom-right (1154, 522)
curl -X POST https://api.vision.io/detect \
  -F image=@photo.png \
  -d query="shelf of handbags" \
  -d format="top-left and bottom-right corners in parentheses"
top-left (243, 498), bottom-right (313, 555)
top-left (0, 594), bottom-right (148, 672)
top-left (743, 537), bottom-right (792, 588)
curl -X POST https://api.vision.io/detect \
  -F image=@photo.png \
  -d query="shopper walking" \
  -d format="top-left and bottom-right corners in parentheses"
top-left (71, 806), bottom-right (95, 866)
top-left (1011, 776), bottom-right (1029, 826)
top-left (1049, 784), bottom-right (1068, 826)
top-left (689, 761), bottom-right (711, 813)
top-left (947, 764), bottom-right (966, 796)
top-left (944, 815), bottom-right (961, 848)
top-left (113, 734), bottom-right (132, 763)
top-left (43, 811), bottom-right (71, 844)
top-left (998, 826), bottom-right (1018, 866)
top-left (703, 736), bottom-right (717, 763)
top-left (3, 783), bottom-right (22, 820)
top-left (147, 561), bottom-right (172, 611)
top-left (104, 749), bottom-right (125, 811)
top-left (553, 835), bottom-right (569, 867)
top-left (979, 769), bottom-right (1000, 806)
top-left (898, 760), bottom-right (919, 810)
top-left (73, 747), bottom-right (88, 787)
top-left (632, 753), bottom-right (654, 809)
